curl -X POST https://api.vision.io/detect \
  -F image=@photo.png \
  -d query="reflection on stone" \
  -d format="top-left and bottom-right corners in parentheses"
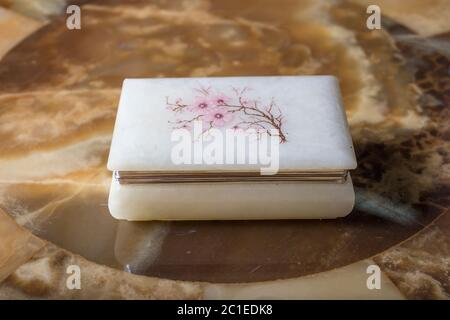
top-left (115, 221), bottom-right (170, 273)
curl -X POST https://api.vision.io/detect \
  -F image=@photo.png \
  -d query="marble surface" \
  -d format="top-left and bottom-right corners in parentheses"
top-left (0, 0), bottom-right (448, 299)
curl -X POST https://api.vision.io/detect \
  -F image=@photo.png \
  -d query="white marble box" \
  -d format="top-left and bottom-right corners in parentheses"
top-left (107, 76), bottom-right (357, 220)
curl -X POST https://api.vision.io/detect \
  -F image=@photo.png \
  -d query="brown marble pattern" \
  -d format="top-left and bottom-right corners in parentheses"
top-left (0, 0), bottom-right (449, 299)
top-left (0, 7), bottom-right (42, 57)
top-left (0, 210), bottom-right (44, 284)
top-left (374, 212), bottom-right (450, 300)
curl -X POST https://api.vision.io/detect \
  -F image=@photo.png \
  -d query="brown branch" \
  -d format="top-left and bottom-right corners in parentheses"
top-left (166, 96), bottom-right (188, 112)
top-left (169, 114), bottom-right (203, 129)
top-left (194, 86), bottom-right (211, 96)
top-left (221, 96), bottom-right (287, 143)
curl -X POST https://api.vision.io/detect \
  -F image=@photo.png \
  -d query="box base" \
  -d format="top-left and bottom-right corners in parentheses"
top-left (108, 175), bottom-right (355, 221)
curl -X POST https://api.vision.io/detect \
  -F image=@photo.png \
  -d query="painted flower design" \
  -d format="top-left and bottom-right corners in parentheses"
top-left (211, 94), bottom-right (230, 106)
top-left (166, 86), bottom-right (287, 143)
top-left (189, 97), bottom-right (211, 114)
top-left (204, 108), bottom-right (233, 127)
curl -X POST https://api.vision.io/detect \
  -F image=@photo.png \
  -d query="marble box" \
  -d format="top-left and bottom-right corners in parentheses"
top-left (107, 76), bottom-right (357, 220)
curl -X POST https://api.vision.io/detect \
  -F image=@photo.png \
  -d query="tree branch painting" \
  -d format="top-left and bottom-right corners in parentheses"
top-left (166, 86), bottom-right (287, 143)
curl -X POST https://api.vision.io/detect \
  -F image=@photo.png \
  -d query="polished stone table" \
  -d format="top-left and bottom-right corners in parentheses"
top-left (0, 0), bottom-right (448, 299)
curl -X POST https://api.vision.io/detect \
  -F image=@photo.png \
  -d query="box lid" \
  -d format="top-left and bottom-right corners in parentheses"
top-left (107, 76), bottom-right (356, 173)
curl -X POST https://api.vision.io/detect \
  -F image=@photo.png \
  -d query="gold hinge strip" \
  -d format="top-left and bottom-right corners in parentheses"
top-left (114, 170), bottom-right (349, 184)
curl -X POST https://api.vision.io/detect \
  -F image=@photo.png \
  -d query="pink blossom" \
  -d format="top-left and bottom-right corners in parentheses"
top-left (211, 94), bottom-right (230, 106)
top-left (204, 108), bottom-right (233, 127)
top-left (189, 97), bottom-right (211, 114)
